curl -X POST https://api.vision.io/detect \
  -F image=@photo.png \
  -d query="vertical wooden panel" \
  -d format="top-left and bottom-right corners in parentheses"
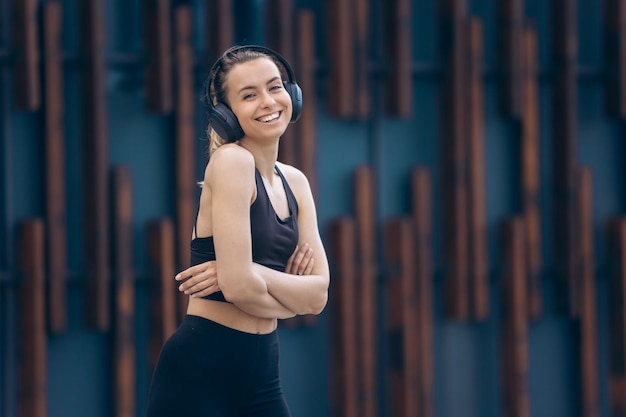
top-left (112, 166), bottom-right (136, 417)
top-left (411, 167), bottom-right (436, 417)
top-left (147, 219), bottom-right (178, 372)
top-left (174, 5), bottom-right (196, 321)
top-left (144, 0), bottom-right (173, 113)
top-left (552, 0), bottom-right (580, 317)
top-left (498, 0), bottom-right (524, 117)
top-left (354, 165), bottom-right (378, 417)
top-left (466, 17), bottom-right (489, 321)
top-left (520, 24), bottom-right (543, 319)
top-left (295, 10), bottom-right (318, 199)
top-left (81, 0), bottom-right (110, 331)
top-left (353, 0), bottom-right (370, 119)
top-left (326, 0), bottom-right (354, 117)
top-left (604, 0), bottom-right (626, 118)
top-left (608, 218), bottom-right (626, 417)
top-left (500, 217), bottom-right (530, 417)
top-left (43, 0), bottom-right (68, 334)
top-left (265, 0), bottom-right (296, 166)
top-left (206, 0), bottom-right (234, 57)
top-left (576, 167), bottom-right (600, 417)
top-left (17, 220), bottom-right (47, 417)
top-left (328, 218), bottom-right (359, 417)
top-left (11, 0), bottom-right (40, 110)
top-left (383, 0), bottom-right (412, 118)
top-left (386, 218), bottom-right (418, 417)
top-left (440, 0), bottom-right (469, 321)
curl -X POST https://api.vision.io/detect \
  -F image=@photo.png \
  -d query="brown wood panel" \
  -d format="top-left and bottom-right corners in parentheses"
top-left (17, 220), bottom-right (47, 417)
top-left (144, 0), bottom-right (173, 113)
top-left (439, 0), bottom-right (469, 321)
top-left (265, 0), bottom-right (296, 166)
top-left (383, 0), bottom-right (412, 117)
top-left (520, 24), bottom-right (543, 320)
top-left (500, 217), bottom-right (530, 417)
top-left (552, 0), bottom-right (580, 317)
top-left (411, 167), bottom-right (436, 417)
top-left (354, 165), bottom-right (378, 417)
top-left (80, 0), bottom-right (110, 331)
top-left (174, 5), bottom-right (196, 320)
top-left (353, 0), bottom-right (371, 119)
top-left (11, 0), bottom-right (40, 110)
top-left (386, 218), bottom-right (418, 417)
top-left (112, 166), bottom-right (136, 417)
top-left (147, 219), bottom-right (178, 372)
top-left (466, 17), bottom-right (489, 321)
top-left (206, 0), bottom-right (234, 57)
top-left (326, 0), bottom-right (354, 117)
top-left (608, 218), bottom-right (626, 417)
top-left (327, 218), bottom-right (359, 417)
top-left (43, 0), bottom-right (68, 334)
top-left (576, 167), bottom-right (600, 417)
top-left (497, 0), bottom-right (524, 117)
top-left (604, 0), bottom-right (626, 118)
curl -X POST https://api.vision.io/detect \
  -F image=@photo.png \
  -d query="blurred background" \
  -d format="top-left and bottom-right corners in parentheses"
top-left (1, 0), bottom-right (624, 416)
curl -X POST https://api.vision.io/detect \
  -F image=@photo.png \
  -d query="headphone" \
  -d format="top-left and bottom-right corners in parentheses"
top-left (203, 45), bottom-right (303, 143)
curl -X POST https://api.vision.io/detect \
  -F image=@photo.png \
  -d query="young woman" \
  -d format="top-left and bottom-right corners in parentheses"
top-left (145, 45), bottom-right (330, 417)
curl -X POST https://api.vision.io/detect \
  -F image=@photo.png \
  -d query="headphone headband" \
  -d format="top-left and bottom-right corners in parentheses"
top-left (202, 45), bottom-right (303, 143)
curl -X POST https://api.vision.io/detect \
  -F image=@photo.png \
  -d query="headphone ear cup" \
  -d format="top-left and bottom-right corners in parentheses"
top-left (208, 103), bottom-right (245, 142)
top-left (284, 81), bottom-right (302, 122)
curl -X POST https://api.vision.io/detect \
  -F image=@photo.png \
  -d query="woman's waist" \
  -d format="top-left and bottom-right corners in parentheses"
top-left (186, 297), bottom-right (277, 334)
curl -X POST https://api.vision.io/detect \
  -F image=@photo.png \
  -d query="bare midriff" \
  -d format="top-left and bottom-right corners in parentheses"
top-left (186, 297), bottom-right (277, 335)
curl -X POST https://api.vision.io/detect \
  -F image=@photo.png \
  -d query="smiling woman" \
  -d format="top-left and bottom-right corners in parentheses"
top-left (145, 45), bottom-right (329, 417)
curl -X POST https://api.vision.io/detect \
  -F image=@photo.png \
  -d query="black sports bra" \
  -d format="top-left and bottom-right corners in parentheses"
top-left (189, 165), bottom-right (299, 302)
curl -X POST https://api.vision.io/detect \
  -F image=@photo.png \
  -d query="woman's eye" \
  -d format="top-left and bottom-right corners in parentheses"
top-left (243, 93), bottom-right (255, 100)
top-left (270, 84), bottom-right (283, 91)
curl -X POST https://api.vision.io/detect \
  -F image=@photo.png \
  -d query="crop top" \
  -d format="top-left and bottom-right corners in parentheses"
top-left (189, 165), bottom-right (299, 302)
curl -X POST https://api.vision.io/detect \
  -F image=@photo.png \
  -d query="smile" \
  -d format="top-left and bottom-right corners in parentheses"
top-left (257, 112), bottom-right (281, 123)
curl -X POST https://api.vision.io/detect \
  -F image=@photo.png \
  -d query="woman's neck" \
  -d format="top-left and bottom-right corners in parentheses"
top-left (237, 139), bottom-right (279, 178)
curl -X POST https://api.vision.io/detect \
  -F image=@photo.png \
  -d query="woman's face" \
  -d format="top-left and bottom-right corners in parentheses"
top-left (225, 57), bottom-right (293, 142)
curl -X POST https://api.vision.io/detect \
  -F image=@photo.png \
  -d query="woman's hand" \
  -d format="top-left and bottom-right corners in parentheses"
top-left (285, 243), bottom-right (314, 276)
top-left (175, 261), bottom-right (219, 298)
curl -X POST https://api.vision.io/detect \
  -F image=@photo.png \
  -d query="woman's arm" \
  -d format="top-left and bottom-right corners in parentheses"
top-left (205, 146), bottom-right (296, 318)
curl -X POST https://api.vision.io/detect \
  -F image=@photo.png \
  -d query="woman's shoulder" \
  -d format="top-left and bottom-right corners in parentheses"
top-left (276, 162), bottom-right (310, 191)
top-left (208, 144), bottom-right (255, 174)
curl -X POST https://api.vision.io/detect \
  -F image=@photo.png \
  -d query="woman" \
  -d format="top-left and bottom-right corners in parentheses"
top-left (145, 45), bottom-right (330, 417)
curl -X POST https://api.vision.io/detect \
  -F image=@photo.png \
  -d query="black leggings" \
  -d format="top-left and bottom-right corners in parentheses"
top-left (146, 315), bottom-right (291, 417)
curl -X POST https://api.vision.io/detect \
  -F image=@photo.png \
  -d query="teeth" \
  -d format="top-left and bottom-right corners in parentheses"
top-left (259, 112), bottom-right (279, 123)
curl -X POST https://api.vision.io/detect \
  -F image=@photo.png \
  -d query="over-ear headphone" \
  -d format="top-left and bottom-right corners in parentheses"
top-left (202, 45), bottom-right (303, 143)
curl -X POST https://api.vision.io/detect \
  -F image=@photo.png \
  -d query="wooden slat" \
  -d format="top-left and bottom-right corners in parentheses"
top-left (112, 166), bottom-right (136, 417)
top-left (500, 217), bottom-right (530, 417)
top-left (147, 219), bottom-right (178, 372)
top-left (144, 0), bottom-right (173, 113)
top-left (295, 10), bottom-right (318, 200)
top-left (174, 5), bottom-right (195, 321)
top-left (386, 218), bottom-right (418, 417)
top-left (206, 0), bottom-right (234, 58)
top-left (354, 165), bottom-right (378, 417)
top-left (608, 218), bottom-right (626, 417)
top-left (265, 0), bottom-right (296, 166)
top-left (326, 0), bottom-right (354, 117)
top-left (81, 0), bottom-right (110, 331)
top-left (552, 0), bottom-right (580, 317)
top-left (576, 167), bottom-right (600, 417)
top-left (520, 24), bottom-right (543, 319)
top-left (43, 0), bottom-right (68, 334)
top-left (604, 0), bottom-right (626, 118)
top-left (11, 0), bottom-right (40, 110)
top-left (439, 0), bottom-right (469, 320)
top-left (466, 17), bottom-right (489, 321)
top-left (497, 0), bottom-right (524, 117)
top-left (328, 217), bottom-right (359, 417)
top-left (353, 0), bottom-right (370, 119)
top-left (17, 220), bottom-right (47, 417)
top-left (383, 0), bottom-right (412, 117)
top-left (411, 167), bottom-right (435, 417)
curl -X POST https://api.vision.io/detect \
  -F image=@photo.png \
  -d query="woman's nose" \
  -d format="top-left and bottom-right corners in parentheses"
top-left (259, 90), bottom-right (276, 106)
